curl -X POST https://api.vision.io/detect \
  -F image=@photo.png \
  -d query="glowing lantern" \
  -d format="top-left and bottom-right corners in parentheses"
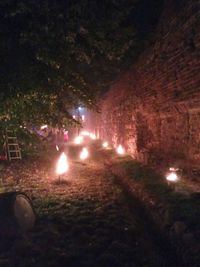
top-left (56, 152), bottom-right (69, 175)
top-left (102, 141), bottom-right (108, 148)
top-left (116, 145), bottom-right (125, 155)
top-left (80, 147), bottom-right (89, 160)
top-left (74, 136), bottom-right (83, 144)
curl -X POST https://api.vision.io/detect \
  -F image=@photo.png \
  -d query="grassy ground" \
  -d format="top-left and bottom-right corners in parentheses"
top-left (106, 153), bottom-right (200, 266)
top-left (108, 155), bottom-right (200, 230)
top-left (0, 143), bottom-right (199, 267)
top-left (0, 143), bottom-right (178, 267)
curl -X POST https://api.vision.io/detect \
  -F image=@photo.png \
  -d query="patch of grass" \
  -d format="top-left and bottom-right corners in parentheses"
top-left (111, 157), bottom-right (200, 233)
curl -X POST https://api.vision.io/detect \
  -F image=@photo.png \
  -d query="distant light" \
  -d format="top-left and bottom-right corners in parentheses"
top-left (73, 115), bottom-right (76, 119)
top-left (74, 136), bottom-right (83, 144)
top-left (80, 147), bottom-right (89, 160)
top-left (78, 107), bottom-right (82, 111)
top-left (166, 172), bottom-right (178, 182)
top-left (116, 145), bottom-right (125, 155)
top-left (82, 115), bottom-right (85, 121)
top-left (90, 133), bottom-right (96, 140)
top-left (41, 125), bottom-right (48, 130)
top-left (56, 152), bottom-right (69, 175)
top-left (169, 167), bottom-right (179, 172)
top-left (56, 145), bottom-right (59, 151)
top-left (80, 131), bottom-right (90, 136)
top-left (102, 141), bottom-right (108, 148)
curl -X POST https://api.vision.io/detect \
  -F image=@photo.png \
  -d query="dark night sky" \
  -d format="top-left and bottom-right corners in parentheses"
top-left (133, 0), bottom-right (164, 38)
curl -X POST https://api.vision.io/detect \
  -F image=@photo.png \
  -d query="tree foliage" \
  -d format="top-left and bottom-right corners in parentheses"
top-left (0, 0), bottom-right (163, 127)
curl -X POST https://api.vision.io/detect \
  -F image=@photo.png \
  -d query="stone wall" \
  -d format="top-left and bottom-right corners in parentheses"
top-left (95, 0), bottom-right (200, 169)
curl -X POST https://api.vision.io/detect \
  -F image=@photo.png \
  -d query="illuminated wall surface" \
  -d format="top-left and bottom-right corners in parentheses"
top-left (95, 0), bottom-right (200, 168)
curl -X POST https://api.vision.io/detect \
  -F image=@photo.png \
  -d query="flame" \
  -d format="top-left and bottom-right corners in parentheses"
top-left (80, 147), bottom-right (89, 160)
top-left (102, 141), bottom-right (108, 148)
top-left (116, 145), bottom-right (125, 155)
top-left (56, 152), bottom-right (69, 175)
top-left (166, 172), bottom-right (178, 182)
top-left (74, 136), bottom-right (83, 144)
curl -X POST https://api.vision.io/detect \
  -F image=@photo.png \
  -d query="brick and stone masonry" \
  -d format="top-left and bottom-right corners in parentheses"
top-left (92, 0), bottom-right (200, 171)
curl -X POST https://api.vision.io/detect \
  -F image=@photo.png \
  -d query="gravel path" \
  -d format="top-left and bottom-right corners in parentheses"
top-left (0, 159), bottom-right (177, 267)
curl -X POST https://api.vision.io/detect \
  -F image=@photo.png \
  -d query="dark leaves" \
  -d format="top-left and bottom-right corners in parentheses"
top-left (0, 0), bottom-right (163, 126)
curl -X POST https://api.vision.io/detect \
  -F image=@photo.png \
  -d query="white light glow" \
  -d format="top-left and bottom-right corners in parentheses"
top-left (56, 152), bottom-right (69, 175)
top-left (40, 124), bottom-right (48, 130)
top-left (80, 147), bottom-right (89, 160)
top-left (90, 133), bottom-right (96, 140)
top-left (166, 172), bottom-right (178, 182)
top-left (73, 115), bottom-right (76, 119)
top-left (82, 115), bottom-right (85, 121)
top-left (74, 136), bottom-right (83, 144)
top-left (81, 131), bottom-right (90, 136)
top-left (56, 145), bottom-right (59, 151)
top-left (102, 141), bottom-right (108, 148)
top-left (169, 167), bottom-right (179, 172)
top-left (116, 145), bottom-right (125, 155)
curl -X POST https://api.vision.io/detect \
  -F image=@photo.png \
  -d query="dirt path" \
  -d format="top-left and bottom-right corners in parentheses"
top-left (0, 159), bottom-right (178, 267)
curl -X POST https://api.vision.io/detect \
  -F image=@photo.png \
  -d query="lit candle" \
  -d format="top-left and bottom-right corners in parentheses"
top-left (56, 152), bottom-right (69, 176)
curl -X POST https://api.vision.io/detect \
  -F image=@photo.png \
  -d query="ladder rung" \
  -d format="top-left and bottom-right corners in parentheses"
top-left (8, 143), bottom-right (19, 145)
top-left (5, 131), bottom-right (22, 160)
top-left (8, 143), bottom-right (19, 146)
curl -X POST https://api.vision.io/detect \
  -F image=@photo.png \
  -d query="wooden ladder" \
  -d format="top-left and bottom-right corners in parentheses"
top-left (5, 130), bottom-right (22, 160)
